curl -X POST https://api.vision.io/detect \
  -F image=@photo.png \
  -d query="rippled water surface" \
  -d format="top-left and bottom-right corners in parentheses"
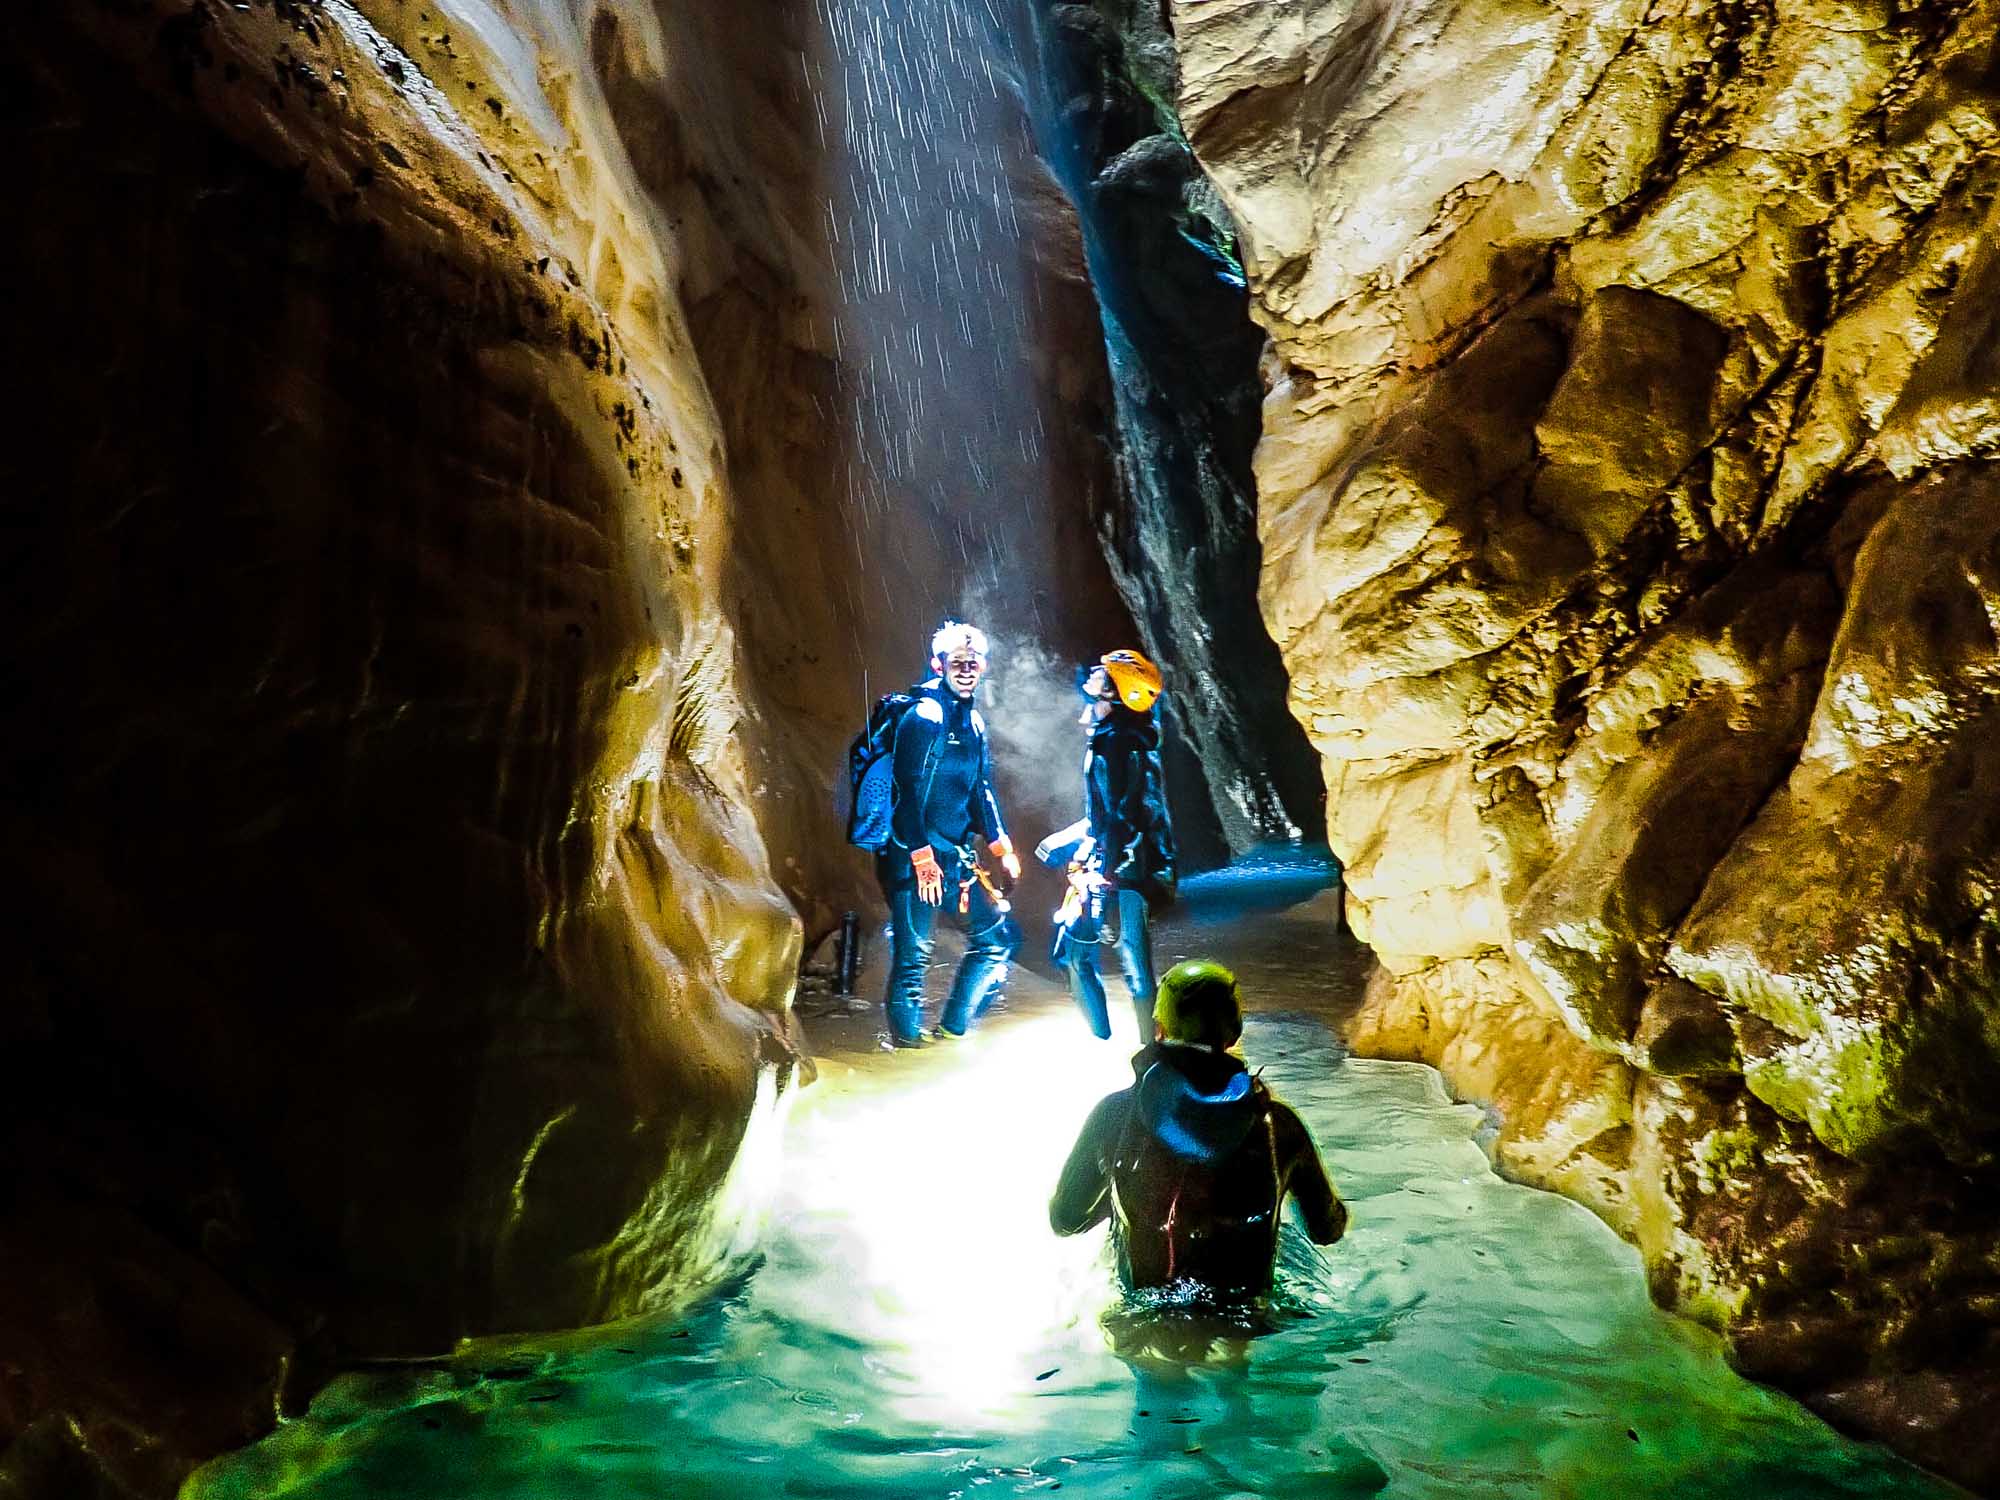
top-left (187, 876), bottom-right (1952, 1500)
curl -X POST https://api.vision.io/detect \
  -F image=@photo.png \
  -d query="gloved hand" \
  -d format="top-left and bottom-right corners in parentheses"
top-left (989, 836), bottom-right (1023, 886)
top-left (910, 845), bottom-right (944, 906)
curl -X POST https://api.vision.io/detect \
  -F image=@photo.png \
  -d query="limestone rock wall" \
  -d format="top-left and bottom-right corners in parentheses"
top-left (0, 2), bottom-right (809, 1492)
top-left (1168, 0), bottom-right (2000, 1481)
top-left (575, 0), bottom-right (1136, 935)
top-left (0, 2), bottom-right (1152, 1491)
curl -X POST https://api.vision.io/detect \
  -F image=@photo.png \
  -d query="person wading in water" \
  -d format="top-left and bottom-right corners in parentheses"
top-left (1049, 960), bottom-right (1346, 1293)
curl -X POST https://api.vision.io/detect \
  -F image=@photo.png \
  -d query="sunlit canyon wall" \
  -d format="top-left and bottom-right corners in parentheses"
top-left (1162, 0), bottom-right (2000, 1482)
top-left (0, 0), bottom-right (1134, 1493)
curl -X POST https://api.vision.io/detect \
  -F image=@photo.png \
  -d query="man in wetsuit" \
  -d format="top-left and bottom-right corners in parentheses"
top-left (1049, 960), bottom-right (1346, 1293)
top-left (1042, 649), bottom-right (1177, 1041)
top-left (878, 620), bottom-right (1023, 1046)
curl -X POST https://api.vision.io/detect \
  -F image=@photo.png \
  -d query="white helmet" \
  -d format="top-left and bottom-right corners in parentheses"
top-left (930, 620), bottom-right (989, 662)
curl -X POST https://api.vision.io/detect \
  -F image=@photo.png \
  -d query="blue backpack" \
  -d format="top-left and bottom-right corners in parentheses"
top-left (843, 690), bottom-right (923, 852)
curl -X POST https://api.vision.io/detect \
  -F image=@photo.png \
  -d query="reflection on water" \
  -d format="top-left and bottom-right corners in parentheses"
top-left (186, 976), bottom-right (1951, 1499)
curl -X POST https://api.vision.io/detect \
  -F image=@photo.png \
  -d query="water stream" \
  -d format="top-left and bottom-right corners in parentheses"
top-left (186, 876), bottom-right (1952, 1499)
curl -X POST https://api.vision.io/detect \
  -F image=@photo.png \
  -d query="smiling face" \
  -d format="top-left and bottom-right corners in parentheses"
top-left (938, 647), bottom-right (988, 699)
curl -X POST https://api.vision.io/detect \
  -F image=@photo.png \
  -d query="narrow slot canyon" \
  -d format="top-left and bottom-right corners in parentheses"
top-left (2, 2), bottom-right (1997, 1497)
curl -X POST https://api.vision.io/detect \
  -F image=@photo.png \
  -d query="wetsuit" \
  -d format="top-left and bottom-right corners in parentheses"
top-left (1049, 1042), bottom-right (1345, 1294)
top-left (1063, 704), bottom-right (1176, 1040)
top-left (876, 679), bottom-right (1021, 1042)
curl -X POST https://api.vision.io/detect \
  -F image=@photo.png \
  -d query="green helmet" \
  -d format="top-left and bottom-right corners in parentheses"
top-left (1153, 959), bottom-right (1242, 1047)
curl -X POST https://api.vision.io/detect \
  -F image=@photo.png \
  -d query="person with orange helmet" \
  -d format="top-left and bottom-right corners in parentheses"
top-left (1035, 648), bottom-right (1178, 1041)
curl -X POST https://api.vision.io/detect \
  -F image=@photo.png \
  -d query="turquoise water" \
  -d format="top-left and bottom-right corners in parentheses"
top-left (185, 980), bottom-right (1952, 1500)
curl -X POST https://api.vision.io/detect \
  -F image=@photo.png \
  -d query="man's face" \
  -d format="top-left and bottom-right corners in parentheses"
top-left (1078, 665), bottom-right (1114, 725)
top-left (939, 648), bottom-right (987, 699)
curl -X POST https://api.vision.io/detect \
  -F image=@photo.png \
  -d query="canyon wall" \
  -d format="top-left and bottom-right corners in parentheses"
top-left (0, 2), bottom-right (809, 1492)
top-left (1166, 0), bottom-right (2000, 1482)
top-left (593, 0), bottom-right (1139, 934)
top-left (1037, 0), bottom-right (1329, 861)
top-left (0, 1), bottom-right (1153, 1491)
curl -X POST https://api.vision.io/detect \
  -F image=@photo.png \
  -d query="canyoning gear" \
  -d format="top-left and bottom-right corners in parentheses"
top-left (844, 689), bottom-right (926, 852)
top-left (844, 626), bottom-right (994, 850)
top-left (1044, 668), bottom-right (1178, 1042)
top-left (1049, 1041), bottom-right (1346, 1294)
top-left (930, 620), bottom-right (990, 664)
top-left (879, 681), bottom-right (1007, 872)
top-left (875, 655), bottom-right (1016, 1044)
top-left (1066, 887), bottom-right (1157, 1041)
top-left (990, 834), bottom-right (1023, 883)
top-left (961, 855), bottom-right (1013, 915)
top-left (1035, 819), bottom-right (1094, 869)
top-left (883, 879), bottom-right (1020, 1042)
top-left (911, 844), bottom-right (945, 907)
top-left (1100, 650), bottom-right (1163, 713)
top-left (941, 888), bottom-right (1020, 1032)
top-left (1050, 858), bottom-right (1108, 965)
top-left (1155, 959), bottom-right (1242, 1047)
top-left (1083, 703), bottom-right (1177, 908)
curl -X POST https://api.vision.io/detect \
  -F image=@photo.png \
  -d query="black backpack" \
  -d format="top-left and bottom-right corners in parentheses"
top-left (843, 690), bottom-right (924, 852)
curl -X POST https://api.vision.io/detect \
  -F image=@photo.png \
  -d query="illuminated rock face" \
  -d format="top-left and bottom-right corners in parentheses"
top-left (0, 3), bottom-right (812, 1492)
top-left (2, 1), bottom-right (1145, 1490)
top-left (1168, 0), bottom-right (2000, 1478)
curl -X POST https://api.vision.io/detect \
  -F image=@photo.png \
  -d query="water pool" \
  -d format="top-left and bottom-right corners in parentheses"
top-left (186, 990), bottom-right (1952, 1500)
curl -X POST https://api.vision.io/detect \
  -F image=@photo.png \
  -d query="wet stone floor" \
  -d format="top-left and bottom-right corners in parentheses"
top-left (186, 864), bottom-right (1957, 1499)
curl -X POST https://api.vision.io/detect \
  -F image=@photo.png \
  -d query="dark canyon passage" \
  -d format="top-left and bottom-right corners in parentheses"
top-left (5, 0), bottom-right (2000, 1497)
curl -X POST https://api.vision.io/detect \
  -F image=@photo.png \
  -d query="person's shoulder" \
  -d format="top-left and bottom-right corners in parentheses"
top-left (1085, 1084), bottom-right (1137, 1129)
top-left (1260, 1090), bottom-right (1320, 1147)
top-left (912, 697), bottom-right (945, 725)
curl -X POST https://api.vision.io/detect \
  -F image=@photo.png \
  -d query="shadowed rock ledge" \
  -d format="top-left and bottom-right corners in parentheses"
top-left (1165, 0), bottom-right (2000, 1482)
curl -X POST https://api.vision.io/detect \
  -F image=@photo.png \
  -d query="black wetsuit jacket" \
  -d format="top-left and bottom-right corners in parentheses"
top-left (880, 679), bottom-right (1007, 889)
top-left (1084, 705), bottom-right (1176, 908)
top-left (1049, 1041), bottom-right (1345, 1294)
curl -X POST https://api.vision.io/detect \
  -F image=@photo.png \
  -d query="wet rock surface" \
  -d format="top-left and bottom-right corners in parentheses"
top-left (0, 0), bottom-right (1174, 1490)
top-left (1034, 0), bottom-right (1328, 861)
top-left (1164, 0), bottom-right (2000, 1480)
top-left (579, 0), bottom-right (1137, 934)
top-left (2, 2), bottom-right (808, 1490)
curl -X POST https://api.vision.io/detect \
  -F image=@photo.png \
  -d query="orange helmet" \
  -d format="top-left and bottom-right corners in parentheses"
top-left (1100, 650), bottom-right (1163, 712)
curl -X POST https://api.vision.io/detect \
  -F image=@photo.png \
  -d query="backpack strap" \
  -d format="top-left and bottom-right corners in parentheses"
top-left (887, 687), bottom-right (947, 852)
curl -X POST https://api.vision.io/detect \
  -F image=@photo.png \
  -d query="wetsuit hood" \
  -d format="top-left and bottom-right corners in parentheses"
top-left (1131, 1042), bottom-right (1261, 1162)
top-left (1093, 703), bottom-right (1159, 751)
